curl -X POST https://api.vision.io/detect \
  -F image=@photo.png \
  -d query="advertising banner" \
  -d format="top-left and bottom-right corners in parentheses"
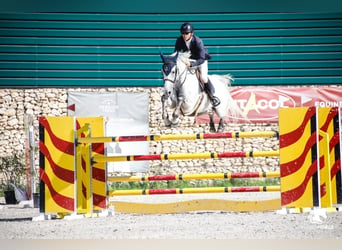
top-left (68, 91), bottom-right (150, 172)
top-left (197, 86), bottom-right (342, 123)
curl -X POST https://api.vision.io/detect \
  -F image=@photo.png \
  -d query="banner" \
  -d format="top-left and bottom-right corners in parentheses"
top-left (197, 86), bottom-right (342, 123)
top-left (68, 91), bottom-right (150, 173)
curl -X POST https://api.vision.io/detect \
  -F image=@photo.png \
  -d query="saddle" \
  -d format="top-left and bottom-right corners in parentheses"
top-left (195, 69), bottom-right (220, 107)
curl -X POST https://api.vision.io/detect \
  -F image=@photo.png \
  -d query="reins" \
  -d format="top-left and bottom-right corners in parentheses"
top-left (162, 54), bottom-right (197, 100)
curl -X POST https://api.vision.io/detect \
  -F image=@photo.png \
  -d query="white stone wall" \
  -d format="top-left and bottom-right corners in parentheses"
top-left (0, 87), bottom-right (279, 175)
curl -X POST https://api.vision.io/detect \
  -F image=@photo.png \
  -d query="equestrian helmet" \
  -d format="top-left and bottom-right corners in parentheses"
top-left (180, 22), bottom-right (194, 34)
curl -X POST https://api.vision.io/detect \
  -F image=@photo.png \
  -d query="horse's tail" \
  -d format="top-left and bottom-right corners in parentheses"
top-left (223, 74), bottom-right (234, 85)
top-left (220, 74), bottom-right (247, 122)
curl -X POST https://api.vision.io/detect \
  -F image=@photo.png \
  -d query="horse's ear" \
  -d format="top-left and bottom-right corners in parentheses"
top-left (167, 51), bottom-right (178, 63)
top-left (160, 52), bottom-right (166, 63)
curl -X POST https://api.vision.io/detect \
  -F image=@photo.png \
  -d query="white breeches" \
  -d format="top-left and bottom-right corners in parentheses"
top-left (197, 60), bottom-right (208, 83)
top-left (189, 59), bottom-right (208, 83)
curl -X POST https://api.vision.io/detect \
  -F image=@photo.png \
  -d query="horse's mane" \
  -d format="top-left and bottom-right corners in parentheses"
top-left (177, 51), bottom-right (191, 61)
top-left (173, 52), bottom-right (191, 72)
top-left (168, 51), bottom-right (190, 64)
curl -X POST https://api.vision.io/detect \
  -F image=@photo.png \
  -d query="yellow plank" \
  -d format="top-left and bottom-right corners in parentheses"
top-left (109, 199), bottom-right (281, 214)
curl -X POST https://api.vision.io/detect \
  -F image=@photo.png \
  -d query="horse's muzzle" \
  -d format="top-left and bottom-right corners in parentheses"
top-left (161, 93), bottom-right (168, 102)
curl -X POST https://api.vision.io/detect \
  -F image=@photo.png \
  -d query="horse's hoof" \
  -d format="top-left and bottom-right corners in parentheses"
top-left (209, 128), bottom-right (216, 133)
top-left (171, 121), bottom-right (179, 127)
top-left (164, 119), bottom-right (172, 127)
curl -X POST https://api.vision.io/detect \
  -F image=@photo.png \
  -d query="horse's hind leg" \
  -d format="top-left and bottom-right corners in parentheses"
top-left (217, 118), bottom-right (224, 133)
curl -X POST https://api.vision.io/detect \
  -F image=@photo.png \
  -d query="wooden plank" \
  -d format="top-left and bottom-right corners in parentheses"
top-left (0, 45), bottom-right (162, 54)
top-left (0, 78), bottom-right (161, 86)
top-left (209, 44), bottom-right (342, 53)
top-left (2, 19), bottom-right (342, 30)
top-left (1, 44), bottom-right (342, 54)
top-left (0, 12), bottom-right (341, 87)
top-left (4, 60), bottom-right (341, 70)
top-left (1, 62), bottom-right (160, 70)
top-left (228, 68), bottom-right (342, 77)
top-left (0, 70), bottom-right (160, 78)
top-left (1, 76), bottom-right (340, 87)
top-left (2, 36), bottom-right (341, 46)
top-left (1, 27), bottom-right (342, 38)
top-left (1, 68), bottom-right (340, 79)
top-left (1, 52), bottom-right (341, 62)
top-left (109, 199), bottom-right (282, 214)
top-left (1, 12), bottom-right (340, 22)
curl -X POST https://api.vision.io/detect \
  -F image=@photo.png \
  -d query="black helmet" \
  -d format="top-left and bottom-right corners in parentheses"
top-left (180, 22), bottom-right (194, 34)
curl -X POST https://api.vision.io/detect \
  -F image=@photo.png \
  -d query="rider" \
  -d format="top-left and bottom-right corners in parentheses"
top-left (174, 22), bottom-right (220, 107)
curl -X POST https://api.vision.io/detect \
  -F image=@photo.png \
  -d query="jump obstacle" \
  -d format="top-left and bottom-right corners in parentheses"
top-left (108, 171), bottom-right (280, 182)
top-left (38, 107), bottom-right (342, 216)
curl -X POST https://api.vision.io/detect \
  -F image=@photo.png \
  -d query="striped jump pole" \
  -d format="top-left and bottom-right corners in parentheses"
top-left (109, 186), bottom-right (281, 196)
top-left (108, 171), bottom-right (280, 182)
top-left (93, 150), bottom-right (279, 163)
top-left (77, 131), bottom-right (278, 144)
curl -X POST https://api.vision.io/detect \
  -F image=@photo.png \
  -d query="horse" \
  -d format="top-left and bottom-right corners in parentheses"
top-left (160, 52), bottom-right (243, 132)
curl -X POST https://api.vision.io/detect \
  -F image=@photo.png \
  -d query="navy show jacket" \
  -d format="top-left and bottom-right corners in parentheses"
top-left (174, 35), bottom-right (211, 67)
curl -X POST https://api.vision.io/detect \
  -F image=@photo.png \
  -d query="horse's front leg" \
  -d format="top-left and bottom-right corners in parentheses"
top-left (208, 110), bottom-right (216, 133)
top-left (171, 96), bottom-right (184, 126)
top-left (161, 94), bottom-right (172, 127)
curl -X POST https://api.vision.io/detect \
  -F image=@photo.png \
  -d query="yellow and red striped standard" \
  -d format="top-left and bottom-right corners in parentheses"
top-left (76, 117), bottom-right (106, 212)
top-left (279, 107), bottom-right (320, 208)
top-left (39, 116), bottom-right (75, 214)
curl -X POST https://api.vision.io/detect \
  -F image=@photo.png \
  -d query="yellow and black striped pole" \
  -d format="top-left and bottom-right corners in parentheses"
top-left (108, 171), bottom-right (280, 182)
top-left (109, 186), bottom-right (281, 196)
top-left (93, 150), bottom-right (279, 163)
top-left (77, 131), bottom-right (278, 144)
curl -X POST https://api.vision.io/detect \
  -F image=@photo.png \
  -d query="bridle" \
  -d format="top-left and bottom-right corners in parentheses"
top-left (162, 60), bottom-right (190, 93)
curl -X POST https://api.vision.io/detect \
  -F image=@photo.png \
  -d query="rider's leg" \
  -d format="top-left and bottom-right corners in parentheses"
top-left (199, 61), bottom-right (220, 107)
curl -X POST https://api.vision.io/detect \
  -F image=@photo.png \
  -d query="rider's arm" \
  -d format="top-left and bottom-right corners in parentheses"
top-left (174, 36), bottom-right (186, 52)
top-left (189, 37), bottom-right (206, 67)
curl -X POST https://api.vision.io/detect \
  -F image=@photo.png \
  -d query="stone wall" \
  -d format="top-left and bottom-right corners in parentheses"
top-left (0, 88), bottom-right (279, 175)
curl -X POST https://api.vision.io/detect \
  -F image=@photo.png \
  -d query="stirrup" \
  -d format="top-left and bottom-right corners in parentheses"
top-left (210, 96), bottom-right (220, 107)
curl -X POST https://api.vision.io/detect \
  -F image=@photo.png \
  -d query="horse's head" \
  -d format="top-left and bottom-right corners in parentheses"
top-left (160, 52), bottom-right (179, 99)
top-left (160, 52), bottom-right (177, 77)
top-left (160, 51), bottom-right (192, 97)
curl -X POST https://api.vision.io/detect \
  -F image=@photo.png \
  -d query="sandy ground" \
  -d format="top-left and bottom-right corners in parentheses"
top-left (1, 194), bottom-right (342, 240)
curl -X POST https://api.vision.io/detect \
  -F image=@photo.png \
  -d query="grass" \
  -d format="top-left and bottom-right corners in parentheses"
top-left (108, 177), bottom-right (280, 191)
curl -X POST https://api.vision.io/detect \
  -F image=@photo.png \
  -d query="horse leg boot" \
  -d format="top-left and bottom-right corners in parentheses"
top-left (171, 96), bottom-right (184, 126)
top-left (208, 110), bottom-right (216, 132)
top-left (161, 94), bottom-right (172, 127)
top-left (217, 118), bottom-right (225, 133)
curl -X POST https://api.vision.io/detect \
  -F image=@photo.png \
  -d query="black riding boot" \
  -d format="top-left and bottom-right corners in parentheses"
top-left (204, 79), bottom-right (220, 107)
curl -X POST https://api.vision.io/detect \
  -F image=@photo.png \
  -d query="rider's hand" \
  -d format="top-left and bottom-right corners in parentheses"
top-left (185, 61), bottom-right (191, 67)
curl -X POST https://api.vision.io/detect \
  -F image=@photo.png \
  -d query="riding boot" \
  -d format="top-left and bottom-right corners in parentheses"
top-left (204, 79), bottom-right (220, 107)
